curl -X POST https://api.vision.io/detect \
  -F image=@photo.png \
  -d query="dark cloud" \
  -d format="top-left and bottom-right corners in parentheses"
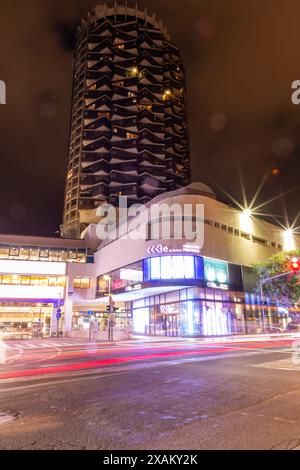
top-left (0, 0), bottom-right (300, 236)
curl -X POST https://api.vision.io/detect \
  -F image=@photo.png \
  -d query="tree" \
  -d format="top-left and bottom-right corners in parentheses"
top-left (253, 250), bottom-right (300, 309)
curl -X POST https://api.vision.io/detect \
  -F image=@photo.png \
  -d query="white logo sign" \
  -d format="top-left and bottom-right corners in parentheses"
top-left (0, 81), bottom-right (6, 105)
top-left (291, 80), bottom-right (300, 105)
top-left (0, 340), bottom-right (7, 364)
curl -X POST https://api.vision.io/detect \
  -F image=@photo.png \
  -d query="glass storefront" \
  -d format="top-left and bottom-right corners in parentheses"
top-left (129, 287), bottom-right (291, 337)
top-left (0, 302), bottom-right (53, 337)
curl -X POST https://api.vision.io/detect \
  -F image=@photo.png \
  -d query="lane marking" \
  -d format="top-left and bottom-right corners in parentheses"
top-left (0, 350), bottom-right (259, 388)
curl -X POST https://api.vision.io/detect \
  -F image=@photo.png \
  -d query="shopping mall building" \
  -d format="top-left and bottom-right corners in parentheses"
top-left (0, 183), bottom-right (299, 339)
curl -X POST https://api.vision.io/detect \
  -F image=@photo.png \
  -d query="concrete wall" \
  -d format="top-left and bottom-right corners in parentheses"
top-left (93, 194), bottom-right (300, 277)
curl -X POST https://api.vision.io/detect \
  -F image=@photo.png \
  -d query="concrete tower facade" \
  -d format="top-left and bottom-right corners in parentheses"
top-left (63, 2), bottom-right (190, 238)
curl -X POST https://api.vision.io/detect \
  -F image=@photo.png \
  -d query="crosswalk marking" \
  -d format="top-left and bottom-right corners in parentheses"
top-left (2, 341), bottom-right (91, 350)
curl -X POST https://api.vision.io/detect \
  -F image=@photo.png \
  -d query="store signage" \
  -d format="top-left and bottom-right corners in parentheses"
top-left (206, 281), bottom-right (229, 290)
top-left (147, 244), bottom-right (169, 255)
top-left (0, 80), bottom-right (6, 105)
top-left (160, 304), bottom-right (178, 315)
top-left (0, 260), bottom-right (66, 276)
top-left (0, 285), bottom-right (64, 299)
top-left (204, 258), bottom-right (229, 284)
top-left (147, 244), bottom-right (201, 256)
top-left (125, 284), bottom-right (142, 292)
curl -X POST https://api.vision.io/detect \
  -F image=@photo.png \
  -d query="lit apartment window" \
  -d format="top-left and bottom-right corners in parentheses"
top-left (127, 132), bottom-right (137, 139)
top-left (117, 44), bottom-right (125, 49)
top-left (163, 89), bottom-right (172, 100)
top-left (130, 67), bottom-right (138, 77)
top-left (73, 278), bottom-right (90, 289)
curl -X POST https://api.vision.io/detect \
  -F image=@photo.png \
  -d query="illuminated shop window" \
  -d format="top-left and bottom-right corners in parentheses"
top-left (19, 248), bottom-right (30, 260)
top-left (39, 248), bottom-right (49, 259)
top-left (29, 248), bottom-right (39, 260)
top-left (73, 278), bottom-right (90, 289)
top-left (68, 251), bottom-right (77, 260)
top-left (0, 275), bottom-right (66, 287)
top-left (0, 247), bottom-right (9, 259)
top-left (203, 258), bottom-right (229, 284)
top-left (9, 247), bottom-right (19, 258)
top-left (76, 250), bottom-right (87, 263)
top-left (146, 255), bottom-right (197, 281)
top-left (58, 251), bottom-right (68, 262)
top-left (49, 250), bottom-right (59, 261)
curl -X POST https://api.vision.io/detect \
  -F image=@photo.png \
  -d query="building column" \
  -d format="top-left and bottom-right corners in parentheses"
top-left (64, 278), bottom-right (74, 333)
top-left (51, 304), bottom-right (58, 335)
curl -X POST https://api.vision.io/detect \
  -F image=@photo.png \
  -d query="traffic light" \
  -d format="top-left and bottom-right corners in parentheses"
top-left (290, 257), bottom-right (300, 275)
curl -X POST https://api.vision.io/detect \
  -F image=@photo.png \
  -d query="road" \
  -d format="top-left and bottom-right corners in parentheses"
top-left (0, 336), bottom-right (300, 450)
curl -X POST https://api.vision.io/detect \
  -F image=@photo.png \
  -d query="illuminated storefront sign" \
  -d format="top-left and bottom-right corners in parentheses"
top-left (203, 258), bottom-right (229, 285)
top-left (120, 268), bottom-right (143, 282)
top-left (0, 260), bottom-right (66, 276)
top-left (147, 244), bottom-right (201, 256)
top-left (0, 285), bottom-right (64, 299)
top-left (160, 304), bottom-right (179, 315)
top-left (144, 255), bottom-right (203, 281)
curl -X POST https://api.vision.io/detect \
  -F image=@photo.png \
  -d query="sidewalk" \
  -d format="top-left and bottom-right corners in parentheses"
top-left (1, 333), bottom-right (299, 347)
top-left (126, 333), bottom-right (300, 344)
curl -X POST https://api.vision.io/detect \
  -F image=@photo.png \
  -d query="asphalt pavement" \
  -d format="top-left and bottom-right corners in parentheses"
top-left (0, 336), bottom-right (300, 450)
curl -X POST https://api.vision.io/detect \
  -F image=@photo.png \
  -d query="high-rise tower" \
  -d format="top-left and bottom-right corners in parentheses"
top-left (63, 2), bottom-right (190, 238)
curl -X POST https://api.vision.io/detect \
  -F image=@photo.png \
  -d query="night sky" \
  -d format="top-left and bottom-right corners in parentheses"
top-left (1, 0), bottom-right (300, 237)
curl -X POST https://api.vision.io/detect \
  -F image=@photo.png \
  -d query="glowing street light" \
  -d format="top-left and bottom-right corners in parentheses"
top-left (283, 228), bottom-right (296, 251)
top-left (240, 208), bottom-right (253, 233)
top-left (243, 208), bottom-right (252, 218)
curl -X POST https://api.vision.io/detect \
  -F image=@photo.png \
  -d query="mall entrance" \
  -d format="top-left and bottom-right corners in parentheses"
top-left (0, 302), bottom-right (53, 338)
